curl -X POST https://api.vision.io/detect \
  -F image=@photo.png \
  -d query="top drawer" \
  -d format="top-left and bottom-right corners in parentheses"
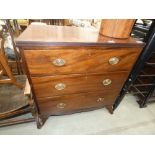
top-left (23, 47), bottom-right (142, 76)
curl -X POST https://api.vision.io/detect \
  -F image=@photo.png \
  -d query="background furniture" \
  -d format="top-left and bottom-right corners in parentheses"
top-left (99, 19), bottom-right (136, 39)
top-left (0, 76), bottom-right (35, 127)
top-left (0, 20), bottom-right (23, 75)
top-left (16, 24), bottom-right (144, 128)
top-left (113, 20), bottom-right (155, 110)
top-left (130, 52), bottom-right (155, 107)
top-left (0, 38), bottom-right (36, 128)
top-left (29, 19), bottom-right (65, 26)
top-left (129, 20), bottom-right (155, 107)
top-left (5, 20), bottom-right (23, 75)
top-left (0, 38), bottom-right (22, 88)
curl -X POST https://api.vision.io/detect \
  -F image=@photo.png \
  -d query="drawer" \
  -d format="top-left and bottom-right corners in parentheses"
top-left (24, 47), bottom-right (141, 75)
top-left (37, 91), bottom-right (118, 116)
top-left (31, 72), bottom-right (128, 98)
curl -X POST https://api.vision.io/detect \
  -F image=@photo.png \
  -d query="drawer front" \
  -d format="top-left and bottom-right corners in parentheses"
top-left (31, 72), bottom-right (128, 98)
top-left (24, 47), bottom-right (141, 75)
top-left (37, 91), bottom-right (118, 115)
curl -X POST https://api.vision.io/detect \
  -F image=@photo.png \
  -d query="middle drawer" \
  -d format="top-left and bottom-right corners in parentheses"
top-left (31, 72), bottom-right (128, 98)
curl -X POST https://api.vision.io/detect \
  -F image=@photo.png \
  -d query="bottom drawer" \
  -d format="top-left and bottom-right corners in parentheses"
top-left (37, 91), bottom-right (118, 116)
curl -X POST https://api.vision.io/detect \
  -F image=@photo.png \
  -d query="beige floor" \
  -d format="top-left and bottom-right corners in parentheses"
top-left (0, 94), bottom-right (155, 135)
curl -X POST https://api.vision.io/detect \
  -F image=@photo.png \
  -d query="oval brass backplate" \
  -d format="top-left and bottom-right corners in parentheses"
top-left (109, 57), bottom-right (119, 65)
top-left (97, 97), bottom-right (105, 102)
top-left (55, 83), bottom-right (66, 90)
top-left (57, 103), bottom-right (66, 109)
top-left (102, 79), bottom-right (112, 86)
top-left (52, 58), bottom-right (66, 66)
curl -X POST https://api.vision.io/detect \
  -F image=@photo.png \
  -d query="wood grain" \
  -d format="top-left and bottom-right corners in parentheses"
top-left (37, 91), bottom-right (118, 116)
top-left (15, 24), bottom-right (144, 124)
top-left (16, 25), bottom-right (144, 47)
top-left (0, 39), bottom-right (23, 88)
top-left (100, 19), bottom-right (136, 39)
top-left (24, 47), bottom-right (142, 76)
top-left (31, 72), bottom-right (128, 98)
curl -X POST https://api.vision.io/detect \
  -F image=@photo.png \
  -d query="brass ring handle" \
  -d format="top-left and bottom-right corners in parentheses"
top-left (55, 83), bottom-right (66, 90)
top-left (97, 97), bottom-right (104, 102)
top-left (109, 57), bottom-right (119, 65)
top-left (57, 103), bottom-right (66, 109)
top-left (52, 58), bottom-right (66, 66)
top-left (102, 79), bottom-right (112, 86)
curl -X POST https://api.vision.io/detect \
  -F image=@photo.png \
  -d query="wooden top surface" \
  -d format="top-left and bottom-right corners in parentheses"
top-left (16, 24), bottom-right (144, 47)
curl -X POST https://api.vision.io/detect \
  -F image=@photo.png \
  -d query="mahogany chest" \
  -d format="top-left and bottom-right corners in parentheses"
top-left (16, 24), bottom-right (144, 127)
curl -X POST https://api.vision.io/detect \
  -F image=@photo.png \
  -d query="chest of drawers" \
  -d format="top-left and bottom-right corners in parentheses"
top-left (16, 25), bottom-right (144, 128)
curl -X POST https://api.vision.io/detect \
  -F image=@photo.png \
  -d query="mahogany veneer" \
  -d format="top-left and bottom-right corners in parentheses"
top-left (23, 47), bottom-right (142, 75)
top-left (100, 19), bottom-right (136, 39)
top-left (16, 24), bottom-right (144, 128)
top-left (38, 91), bottom-right (118, 116)
top-left (31, 72), bottom-right (128, 97)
